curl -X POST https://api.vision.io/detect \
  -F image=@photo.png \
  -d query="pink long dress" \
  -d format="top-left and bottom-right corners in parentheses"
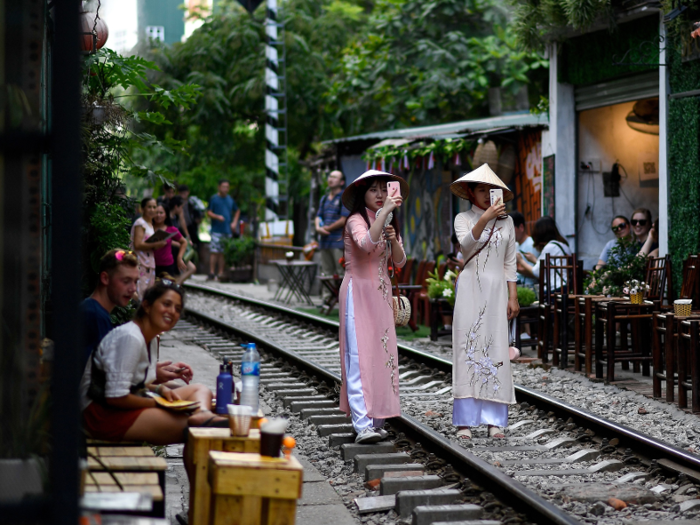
top-left (339, 210), bottom-right (406, 419)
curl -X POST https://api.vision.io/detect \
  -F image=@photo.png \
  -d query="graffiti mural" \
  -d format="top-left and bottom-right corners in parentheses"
top-left (401, 160), bottom-right (452, 261)
top-left (513, 130), bottom-right (543, 233)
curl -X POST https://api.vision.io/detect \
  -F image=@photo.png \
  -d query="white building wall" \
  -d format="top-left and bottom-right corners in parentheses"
top-left (548, 43), bottom-right (577, 253)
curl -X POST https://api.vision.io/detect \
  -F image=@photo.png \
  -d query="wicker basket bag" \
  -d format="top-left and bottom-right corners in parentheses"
top-left (393, 294), bottom-right (411, 327)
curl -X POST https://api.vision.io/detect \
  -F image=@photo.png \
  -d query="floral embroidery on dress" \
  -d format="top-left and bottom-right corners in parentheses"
top-left (474, 220), bottom-right (503, 291)
top-left (381, 328), bottom-right (397, 394)
top-left (377, 241), bottom-right (391, 307)
top-left (463, 303), bottom-right (503, 394)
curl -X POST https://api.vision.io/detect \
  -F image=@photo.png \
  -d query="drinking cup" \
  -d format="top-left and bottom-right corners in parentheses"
top-left (674, 299), bottom-right (693, 317)
top-left (260, 431), bottom-right (284, 457)
top-left (227, 404), bottom-right (252, 437)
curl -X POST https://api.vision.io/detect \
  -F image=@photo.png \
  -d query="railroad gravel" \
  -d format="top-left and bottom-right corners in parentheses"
top-left (185, 290), bottom-right (700, 524)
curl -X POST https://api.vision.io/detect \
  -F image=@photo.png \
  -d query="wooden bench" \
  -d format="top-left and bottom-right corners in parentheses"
top-left (87, 445), bottom-right (168, 517)
top-left (187, 428), bottom-right (261, 525)
top-left (85, 471), bottom-right (163, 503)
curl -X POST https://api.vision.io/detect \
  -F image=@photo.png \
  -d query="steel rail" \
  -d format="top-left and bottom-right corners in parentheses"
top-left (184, 304), bottom-right (581, 525)
top-left (185, 283), bottom-right (700, 471)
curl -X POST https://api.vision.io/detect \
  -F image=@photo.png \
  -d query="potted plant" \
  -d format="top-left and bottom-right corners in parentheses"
top-left (516, 286), bottom-right (537, 307)
top-left (584, 237), bottom-right (648, 297)
top-left (222, 236), bottom-right (255, 282)
top-left (426, 268), bottom-right (458, 326)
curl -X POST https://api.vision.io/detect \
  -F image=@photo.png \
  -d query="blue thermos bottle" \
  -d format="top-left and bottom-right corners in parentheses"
top-left (215, 363), bottom-right (233, 414)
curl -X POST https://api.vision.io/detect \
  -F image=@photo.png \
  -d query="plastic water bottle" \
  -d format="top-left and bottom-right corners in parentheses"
top-left (215, 363), bottom-right (233, 414)
top-left (240, 343), bottom-right (260, 413)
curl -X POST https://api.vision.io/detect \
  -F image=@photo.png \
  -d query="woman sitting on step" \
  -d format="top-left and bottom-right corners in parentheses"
top-left (80, 280), bottom-right (227, 445)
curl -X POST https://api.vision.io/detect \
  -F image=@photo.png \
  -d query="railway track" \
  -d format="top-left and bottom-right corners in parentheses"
top-left (180, 282), bottom-right (700, 525)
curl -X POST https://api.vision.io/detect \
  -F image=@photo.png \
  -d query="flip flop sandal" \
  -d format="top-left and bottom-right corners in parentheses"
top-left (191, 414), bottom-right (229, 428)
top-left (456, 427), bottom-right (472, 440)
top-left (488, 425), bottom-right (506, 439)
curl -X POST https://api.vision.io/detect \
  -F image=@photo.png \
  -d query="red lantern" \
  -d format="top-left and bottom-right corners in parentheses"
top-left (80, 10), bottom-right (109, 53)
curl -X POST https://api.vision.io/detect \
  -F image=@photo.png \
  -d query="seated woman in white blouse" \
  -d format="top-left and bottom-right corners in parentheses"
top-left (80, 281), bottom-right (226, 445)
top-left (516, 216), bottom-right (572, 293)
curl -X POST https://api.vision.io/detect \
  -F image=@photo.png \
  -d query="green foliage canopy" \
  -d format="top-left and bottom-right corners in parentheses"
top-left (326, 0), bottom-right (548, 134)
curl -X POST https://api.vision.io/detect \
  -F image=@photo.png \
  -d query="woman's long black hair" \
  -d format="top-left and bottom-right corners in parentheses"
top-left (347, 177), bottom-right (400, 235)
top-left (531, 216), bottom-right (569, 252)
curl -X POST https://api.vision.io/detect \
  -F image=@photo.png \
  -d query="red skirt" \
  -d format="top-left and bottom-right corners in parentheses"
top-left (83, 402), bottom-right (147, 442)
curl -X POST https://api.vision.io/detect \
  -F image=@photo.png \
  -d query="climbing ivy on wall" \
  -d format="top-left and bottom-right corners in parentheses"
top-left (558, 15), bottom-right (658, 86)
top-left (667, 30), bottom-right (700, 292)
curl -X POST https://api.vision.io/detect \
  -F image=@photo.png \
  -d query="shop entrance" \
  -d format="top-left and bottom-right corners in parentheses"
top-left (576, 98), bottom-right (659, 269)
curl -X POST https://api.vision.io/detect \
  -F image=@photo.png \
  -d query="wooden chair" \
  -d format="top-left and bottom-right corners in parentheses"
top-left (552, 258), bottom-right (584, 368)
top-left (411, 260), bottom-right (435, 325)
top-left (595, 299), bottom-right (653, 382)
top-left (678, 318), bottom-right (700, 412)
top-left (537, 253), bottom-right (578, 364)
top-left (400, 257), bottom-right (415, 286)
top-left (651, 259), bottom-right (700, 401)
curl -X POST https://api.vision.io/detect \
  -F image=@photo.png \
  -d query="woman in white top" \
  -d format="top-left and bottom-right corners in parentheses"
top-left (130, 197), bottom-right (169, 299)
top-left (80, 281), bottom-right (226, 445)
top-left (516, 216), bottom-right (572, 292)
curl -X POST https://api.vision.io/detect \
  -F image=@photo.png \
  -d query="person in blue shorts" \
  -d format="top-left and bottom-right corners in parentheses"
top-left (206, 179), bottom-right (240, 280)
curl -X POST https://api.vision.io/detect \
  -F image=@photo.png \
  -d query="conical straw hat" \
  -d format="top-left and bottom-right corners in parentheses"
top-left (449, 163), bottom-right (514, 202)
top-left (341, 170), bottom-right (410, 210)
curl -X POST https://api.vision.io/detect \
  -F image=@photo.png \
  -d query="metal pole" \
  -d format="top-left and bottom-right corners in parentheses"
top-left (264, 0), bottom-right (287, 223)
top-left (50, 1), bottom-right (83, 523)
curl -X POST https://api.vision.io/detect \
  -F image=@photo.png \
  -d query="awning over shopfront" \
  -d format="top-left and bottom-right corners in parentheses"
top-left (575, 71), bottom-right (659, 112)
top-left (324, 113), bottom-right (549, 145)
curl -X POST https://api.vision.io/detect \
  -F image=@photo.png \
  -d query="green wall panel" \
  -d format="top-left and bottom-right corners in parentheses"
top-left (559, 15), bottom-right (659, 86)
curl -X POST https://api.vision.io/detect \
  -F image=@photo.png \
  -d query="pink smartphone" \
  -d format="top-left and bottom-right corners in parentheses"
top-left (387, 181), bottom-right (401, 198)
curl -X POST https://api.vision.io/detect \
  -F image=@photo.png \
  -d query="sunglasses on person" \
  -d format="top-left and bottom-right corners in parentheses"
top-left (630, 219), bottom-right (648, 226)
top-left (158, 278), bottom-right (182, 290)
top-left (611, 223), bottom-right (628, 233)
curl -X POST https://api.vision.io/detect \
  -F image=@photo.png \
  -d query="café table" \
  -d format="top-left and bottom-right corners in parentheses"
top-left (271, 259), bottom-right (318, 305)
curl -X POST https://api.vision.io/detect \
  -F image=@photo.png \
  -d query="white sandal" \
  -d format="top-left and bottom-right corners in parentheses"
top-left (456, 427), bottom-right (472, 440)
top-left (488, 425), bottom-right (506, 439)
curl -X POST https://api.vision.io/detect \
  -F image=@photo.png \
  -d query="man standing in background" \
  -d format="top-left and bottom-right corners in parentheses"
top-left (207, 179), bottom-right (240, 281)
top-left (315, 170), bottom-right (349, 278)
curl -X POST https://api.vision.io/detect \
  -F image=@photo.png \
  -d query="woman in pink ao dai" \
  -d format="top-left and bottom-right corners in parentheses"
top-left (338, 170), bottom-right (409, 444)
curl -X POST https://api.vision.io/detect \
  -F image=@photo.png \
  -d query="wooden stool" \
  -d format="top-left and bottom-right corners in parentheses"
top-left (187, 429), bottom-right (261, 525)
top-left (208, 451), bottom-right (303, 525)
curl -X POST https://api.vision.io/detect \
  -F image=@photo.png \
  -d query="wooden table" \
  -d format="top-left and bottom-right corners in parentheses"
top-left (187, 428), bottom-right (261, 525)
top-left (272, 260), bottom-right (318, 305)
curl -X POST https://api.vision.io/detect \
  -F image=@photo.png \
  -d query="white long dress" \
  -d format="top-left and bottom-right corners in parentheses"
top-left (452, 207), bottom-right (517, 427)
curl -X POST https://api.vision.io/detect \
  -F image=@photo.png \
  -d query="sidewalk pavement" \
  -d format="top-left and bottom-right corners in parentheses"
top-left (158, 330), bottom-right (357, 525)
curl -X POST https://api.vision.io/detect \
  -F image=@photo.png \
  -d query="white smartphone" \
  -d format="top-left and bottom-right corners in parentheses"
top-left (489, 188), bottom-right (503, 207)
top-left (387, 181), bottom-right (401, 198)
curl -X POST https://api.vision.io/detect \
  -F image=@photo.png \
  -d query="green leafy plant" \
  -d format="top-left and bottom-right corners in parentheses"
top-left (584, 238), bottom-right (648, 297)
top-left (81, 47), bottom-right (199, 293)
top-left (223, 236), bottom-right (256, 268)
top-left (516, 286), bottom-right (537, 306)
top-left (426, 268), bottom-right (458, 306)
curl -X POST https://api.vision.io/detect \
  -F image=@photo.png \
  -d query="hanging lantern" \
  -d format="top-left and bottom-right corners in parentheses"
top-left (496, 145), bottom-right (516, 184)
top-left (80, 9), bottom-right (109, 53)
top-left (472, 140), bottom-right (498, 171)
